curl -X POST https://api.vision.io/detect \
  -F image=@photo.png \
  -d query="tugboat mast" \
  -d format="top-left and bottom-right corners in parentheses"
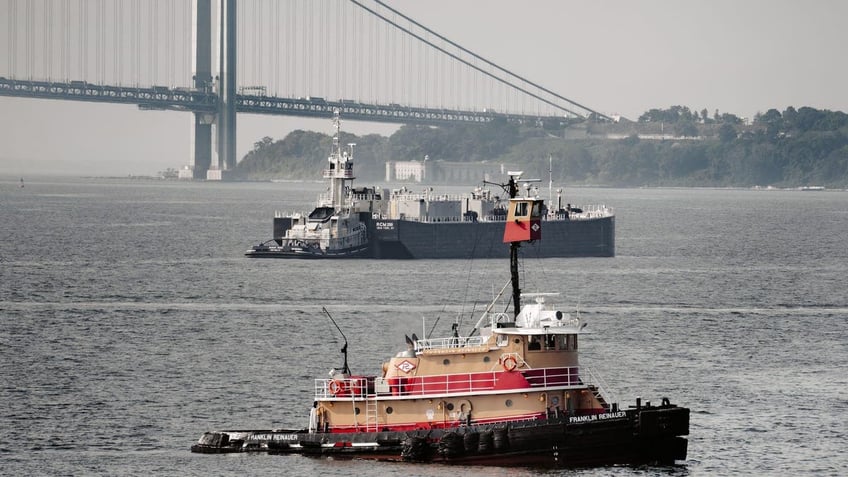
top-left (507, 175), bottom-right (522, 318)
top-left (325, 109), bottom-right (355, 212)
top-left (509, 239), bottom-right (521, 318)
top-left (487, 172), bottom-right (541, 319)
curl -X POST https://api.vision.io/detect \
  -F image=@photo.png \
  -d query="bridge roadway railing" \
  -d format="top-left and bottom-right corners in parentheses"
top-left (236, 94), bottom-right (573, 126)
top-left (0, 77), bottom-right (576, 127)
top-left (0, 77), bottom-right (217, 112)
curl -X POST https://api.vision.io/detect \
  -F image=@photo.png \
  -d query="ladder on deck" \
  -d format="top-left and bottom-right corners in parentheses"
top-left (363, 394), bottom-right (379, 432)
top-left (582, 367), bottom-right (616, 409)
top-left (588, 385), bottom-right (608, 409)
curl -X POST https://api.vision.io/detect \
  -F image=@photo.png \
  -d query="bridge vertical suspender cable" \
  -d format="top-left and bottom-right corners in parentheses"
top-left (287, 0), bottom-right (293, 97)
top-left (258, 0), bottom-right (263, 88)
top-left (136, 0), bottom-right (142, 85)
top-left (169, 0), bottom-right (175, 87)
top-left (289, 0), bottom-right (295, 97)
top-left (129, 1), bottom-right (134, 84)
top-left (259, 0), bottom-right (264, 90)
top-left (150, 0), bottom-right (156, 85)
top-left (274, 0), bottom-right (280, 96)
top-left (64, 1), bottom-right (70, 79)
top-left (337, 0), bottom-right (343, 100)
top-left (28, 0), bottom-right (34, 78)
top-left (7, 0), bottom-right (14, 76)
top-left (307, 0), bottom-right (313, 96)
top-left (113, 2), bottom-right (118, 84)
top-left (80, 0), bottom-right (87, 81)
top-left (45, 1), bottom-right (51, 79)
top-left (95, 0), bottom-right (100, 83)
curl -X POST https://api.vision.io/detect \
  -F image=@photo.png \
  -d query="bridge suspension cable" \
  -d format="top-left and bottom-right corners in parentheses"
top-left (351, 0), bottom-right (608, 120)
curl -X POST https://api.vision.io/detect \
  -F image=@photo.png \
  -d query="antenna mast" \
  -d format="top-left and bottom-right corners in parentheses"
top-left (322, 307), bottom-right (350, 375)
top-left (549, 155), bottom-right (553, 211)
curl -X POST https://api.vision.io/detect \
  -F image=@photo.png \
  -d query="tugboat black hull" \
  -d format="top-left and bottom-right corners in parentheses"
top-left (191, 404), bottom-right (688, 468)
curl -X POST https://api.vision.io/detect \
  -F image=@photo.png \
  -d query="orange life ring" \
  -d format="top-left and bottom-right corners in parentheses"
top-left (328, 380), bottom-right (346, 395)
top-left (502, 355), bottom-right (518, 372)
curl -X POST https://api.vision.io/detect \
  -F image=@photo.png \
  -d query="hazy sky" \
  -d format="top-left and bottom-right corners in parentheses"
top-left (1, 0), bottom-right (846, 176)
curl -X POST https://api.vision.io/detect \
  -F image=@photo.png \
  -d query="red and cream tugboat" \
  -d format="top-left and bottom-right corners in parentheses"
top-left (193, 173), bottom-right (689, 467)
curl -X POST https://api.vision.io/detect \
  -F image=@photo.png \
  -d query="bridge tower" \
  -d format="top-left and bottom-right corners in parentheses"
top-left (190, 0), bottom-right (236, 181)
top-left (191, 0), bottom-right (215, 180)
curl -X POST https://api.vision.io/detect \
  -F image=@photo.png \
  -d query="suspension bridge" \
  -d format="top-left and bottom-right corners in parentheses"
top-left (0, 0), bottom-right (610, 179)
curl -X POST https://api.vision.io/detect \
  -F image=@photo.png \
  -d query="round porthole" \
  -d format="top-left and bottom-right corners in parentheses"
top-left (354, 407), bottom-right (360, 415)
top-left (443, 358), bottom-right (450, 365)
top-left (483, 356), bottom-right (491, 363)
top-left (505, 399), bottom-right (513, 407)
top-left (386, 406), bottom-right (393, 414)
top-left (551, 396), bottom-right (560, 406)
top-left (446, 402), bottom-right (455, 411)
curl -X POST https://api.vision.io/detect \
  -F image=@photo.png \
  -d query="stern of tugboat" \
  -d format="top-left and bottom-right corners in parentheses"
top-left (632, 399), bottom-right (690, 463)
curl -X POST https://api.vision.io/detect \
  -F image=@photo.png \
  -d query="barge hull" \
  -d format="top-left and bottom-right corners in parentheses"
top-left (371, 215), bottom-right (614, 259)
top-left (255, 214), bottom-right (615, 259)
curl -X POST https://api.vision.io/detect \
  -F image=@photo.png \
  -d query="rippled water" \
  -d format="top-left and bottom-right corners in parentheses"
top-left (1, 177), bottom-right (846, 476)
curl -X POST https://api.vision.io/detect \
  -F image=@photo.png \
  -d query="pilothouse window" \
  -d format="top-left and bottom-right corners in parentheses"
top-left (529, 334), bottom-right (573, 351)
top-left (515, 202), bottom-right (528, 217)
top-left (532, 201), bottom-right (543, 217)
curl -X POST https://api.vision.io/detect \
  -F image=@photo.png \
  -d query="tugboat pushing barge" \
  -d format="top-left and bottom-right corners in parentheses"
top-left (194, 173), bottom-right (689, 467)
top-left (245, 110), bottom-right (615, 260)
top-left (246, 110), bottom-right (376, 258)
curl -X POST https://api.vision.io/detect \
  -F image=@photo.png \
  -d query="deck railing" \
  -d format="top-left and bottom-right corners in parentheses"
top-left (414, 335), bottom-right (489, 351)
top-left (323, 169), bottom-right (354, 178)
top-left (377, 204), bottom-right (613, 224)
top-left (314, 366), bottom-right (604, 400)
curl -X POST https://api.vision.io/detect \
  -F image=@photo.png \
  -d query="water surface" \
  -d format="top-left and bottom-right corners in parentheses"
top-left (1, 177), bottom-right (846, 476)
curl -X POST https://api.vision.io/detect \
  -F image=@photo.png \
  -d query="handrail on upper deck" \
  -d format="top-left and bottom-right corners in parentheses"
top-left (314, 366), bottom-right (600, 401)
top-left (415, 335), bottom-right (489, 351)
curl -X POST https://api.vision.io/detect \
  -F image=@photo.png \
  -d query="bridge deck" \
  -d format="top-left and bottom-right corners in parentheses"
top-left (0, 77), bottom-right (576, 128)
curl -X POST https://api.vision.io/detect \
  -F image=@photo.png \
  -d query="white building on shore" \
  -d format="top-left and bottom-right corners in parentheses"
top-left (386, 156), bottom-right (513, 183)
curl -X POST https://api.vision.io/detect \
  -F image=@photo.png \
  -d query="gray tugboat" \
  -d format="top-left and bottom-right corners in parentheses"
top-left (245, 110), bottom-right (378, 258)
top-left (199, 172), bottom-right (689, 467)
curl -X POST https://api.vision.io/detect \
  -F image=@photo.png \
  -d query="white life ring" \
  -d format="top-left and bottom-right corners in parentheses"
top-left (328, 380), bottom-right (346, 395)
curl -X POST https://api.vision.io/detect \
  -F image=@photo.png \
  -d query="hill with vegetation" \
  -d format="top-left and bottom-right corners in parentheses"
top-left (235, 106), bottom-right (848, 188)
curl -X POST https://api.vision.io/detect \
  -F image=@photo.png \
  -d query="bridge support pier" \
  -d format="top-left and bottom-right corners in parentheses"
top-left (191, 0), bottom-right (214, 179)
top-left (193, 114), bottom-right (214, 179)
top-left (216, 0), bottom-right (237, 177)
top-left (189, 0), bottom-right (236, 180)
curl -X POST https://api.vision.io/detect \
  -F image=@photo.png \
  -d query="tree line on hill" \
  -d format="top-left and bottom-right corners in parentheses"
top-left (235, 106), bottom-right (848, 188)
